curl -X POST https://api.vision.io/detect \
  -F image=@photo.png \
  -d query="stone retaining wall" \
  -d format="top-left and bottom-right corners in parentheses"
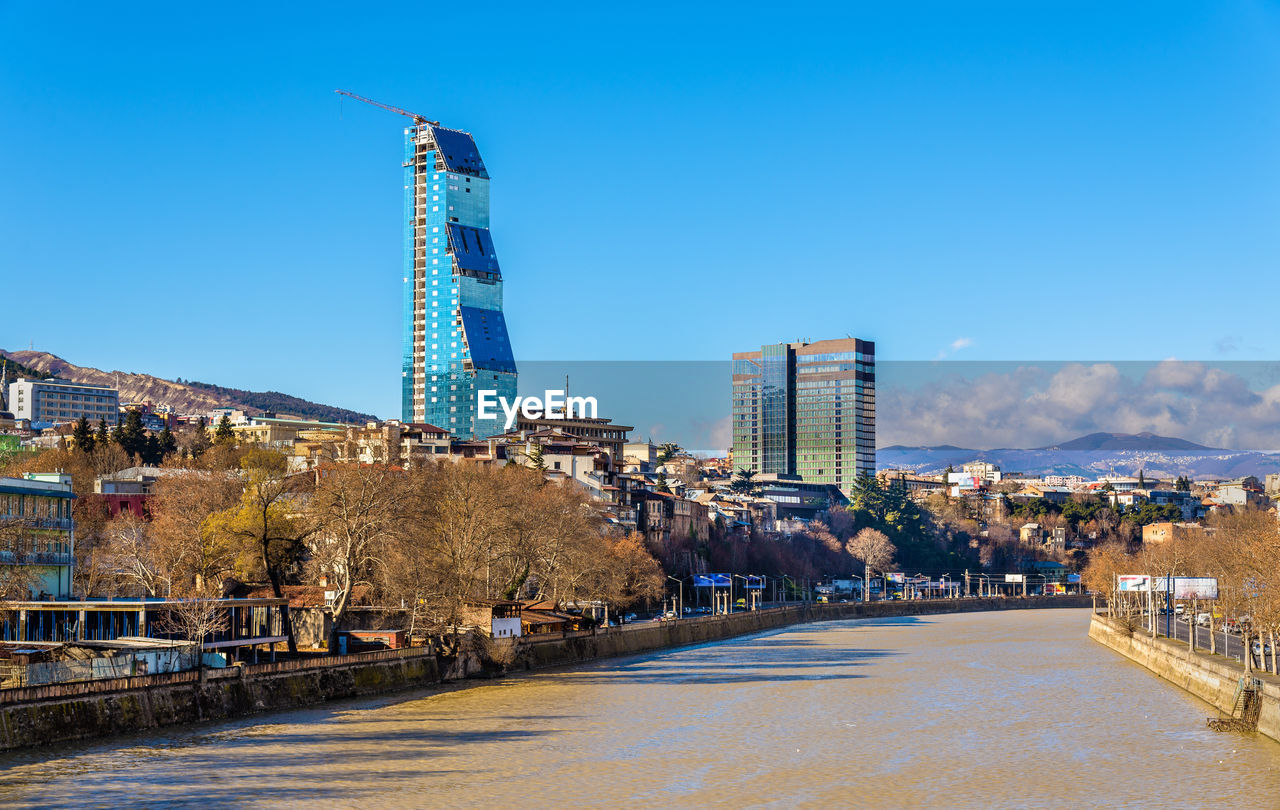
top-left (1088, 613), bottom-right (1280, 744)
top-left (0, 596), bottom-right (1089, 752)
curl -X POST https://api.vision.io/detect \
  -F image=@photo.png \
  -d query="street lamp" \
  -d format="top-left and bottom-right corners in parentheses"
top-left (849, 573), bottom-right (864, 602)
top-left (940, 573), bottom-right (952, 599)
top-left (666, 576), bottom-right (683, 619)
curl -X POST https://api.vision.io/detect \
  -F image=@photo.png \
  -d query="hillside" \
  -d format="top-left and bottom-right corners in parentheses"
top-left (1, 350), bottom-right (376, 424)
top-left (0, 355), bottom-right (54, 383)
top-left (879, 432), bottom-right (1280, 480)
top-left (1037, 432), bottom-right (1222, 453)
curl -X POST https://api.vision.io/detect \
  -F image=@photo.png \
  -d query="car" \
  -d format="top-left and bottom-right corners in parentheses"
top-left (1195, 612), bottom-right (1211, 627)
top-left (1174, 604), bottom-right (1186, 616)
top-left (1252, 641), bottom-right (1273, 656)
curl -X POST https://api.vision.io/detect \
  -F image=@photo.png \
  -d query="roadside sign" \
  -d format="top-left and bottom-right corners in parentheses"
top-left (1173, 577), bottom-right (1218, 599)
top-left (693, 574), bottom-right (731, 588)
top-left (1005, 574), bottom-right (1025, 584)
top-left (1118, 575), bottom-right (1151, 592)
top-left (1150, 577), bottom-right (1220, 599)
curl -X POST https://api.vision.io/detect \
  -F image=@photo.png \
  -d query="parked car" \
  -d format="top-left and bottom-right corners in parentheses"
top-left (1252, 640), bottom-right (1273, 656)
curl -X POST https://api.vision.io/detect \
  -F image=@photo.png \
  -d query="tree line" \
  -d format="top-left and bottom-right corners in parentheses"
top-left (4, 443), bottom-right (665, 651)
top-left (1083, 508), bottom-right (1280, 675)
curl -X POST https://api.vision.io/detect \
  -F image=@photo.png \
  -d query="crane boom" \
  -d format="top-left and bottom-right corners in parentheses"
top-left (335, 89), bottom-right (439, 126)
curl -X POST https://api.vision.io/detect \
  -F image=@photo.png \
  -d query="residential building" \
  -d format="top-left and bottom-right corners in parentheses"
top-left (624, 441), bottom-right (658, 470)
top-left (1206, 478), bottom-right (1268, 510)
top-left (93, 465), bottom-right (172, 518)
top-left (461, 600), bottom-right (523, 638)
top-left (503, 428), bottom-right (614, 487)
top-left (1019, 522), bottom-right (1044, 544)
top-left (1019, 483), bottom-right (1073, 504)
top-left (878, 470), bottom-right (945, 499)
top-left (1142, 521), bottom-right (1202, 545)
top-left (962, 461), bottom-right (1002, 485)
top-left (1043, 474), bottom-right (1087, 488)
top-left (7, 378), bottom-right (118, 427)
top-left (512, 414), bottom-right (631, 465)
top-left (0, 473), bottom-right (75, 598)
top-left (402, 116), bottom-right (516, 439)
top-left (731, 338), bottom-right (875, 492)
top-left (1266, 473), bottom-right (1280, 497)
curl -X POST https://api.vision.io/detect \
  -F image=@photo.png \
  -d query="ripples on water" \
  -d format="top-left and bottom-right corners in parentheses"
top-left (1, 609), bottom-right (1277, 808)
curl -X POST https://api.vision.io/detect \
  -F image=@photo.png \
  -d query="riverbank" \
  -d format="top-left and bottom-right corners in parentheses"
top-left (0, 595), bottom-right (1089, 751)
top-left (1088, 612), bottom-right (1280, 743)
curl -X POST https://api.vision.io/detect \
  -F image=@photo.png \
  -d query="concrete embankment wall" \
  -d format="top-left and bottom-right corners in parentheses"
top-left (1089, 613), bottom-right (1280, 744)
top-left (0, 596), bottom-right (1088, 752)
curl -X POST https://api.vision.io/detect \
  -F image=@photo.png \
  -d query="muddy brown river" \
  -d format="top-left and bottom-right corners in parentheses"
top-left (1, 608), bottom-right (1278, 807)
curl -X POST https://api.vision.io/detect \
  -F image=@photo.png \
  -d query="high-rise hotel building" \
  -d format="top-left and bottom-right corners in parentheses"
top-left (731, 338), bottom-right (875, 491)
top-left (402, 121), bottom-right (516, 438)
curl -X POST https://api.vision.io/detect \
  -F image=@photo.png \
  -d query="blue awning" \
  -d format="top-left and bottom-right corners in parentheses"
top-left (0, 484), bottom-right (74, 499)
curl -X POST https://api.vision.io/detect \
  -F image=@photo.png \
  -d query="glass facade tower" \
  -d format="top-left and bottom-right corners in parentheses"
top-left (402, 121), bottom-right (516, 438)
top-left (731, 338), bottom-right (875, 492)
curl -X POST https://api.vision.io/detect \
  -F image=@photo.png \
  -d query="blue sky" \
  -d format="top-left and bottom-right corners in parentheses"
top-left (3, 2), bottom-right (1279, 426)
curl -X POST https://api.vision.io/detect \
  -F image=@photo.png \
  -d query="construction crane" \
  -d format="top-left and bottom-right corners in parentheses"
top-left (334, 89), bottom-right (439, 126)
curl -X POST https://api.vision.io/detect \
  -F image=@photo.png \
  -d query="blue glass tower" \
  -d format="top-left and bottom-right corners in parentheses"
top-left (402, 121), bottom-right (517, 437)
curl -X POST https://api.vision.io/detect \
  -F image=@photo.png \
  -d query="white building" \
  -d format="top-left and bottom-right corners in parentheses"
top-left (8, 378), bottom-right (119, 427)
top-left (962, 461), bottom-right (1002, 485)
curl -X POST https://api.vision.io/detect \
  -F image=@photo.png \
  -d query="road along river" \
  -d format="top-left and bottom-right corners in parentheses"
top-left (1, 608), bottom-right (1278, 808)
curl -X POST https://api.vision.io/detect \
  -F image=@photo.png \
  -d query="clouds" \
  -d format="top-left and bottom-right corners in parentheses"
top-left (934, 337), bottom-right (974, 360)
top-left (879, 361), bottom-right (1280, 451)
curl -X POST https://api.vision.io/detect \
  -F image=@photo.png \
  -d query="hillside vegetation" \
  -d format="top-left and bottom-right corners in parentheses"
top-left (1, 349), bottom-right (375, 424)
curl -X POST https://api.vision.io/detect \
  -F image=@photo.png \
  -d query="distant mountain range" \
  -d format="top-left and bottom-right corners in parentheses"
top-left (880, 432), bottom-right (1280, 480)
top-left (1, 350), bottom-right (376, 425)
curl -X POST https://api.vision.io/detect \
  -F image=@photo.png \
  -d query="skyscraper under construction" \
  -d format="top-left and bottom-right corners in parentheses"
top-left (399, 112), bottom-right (516, 437)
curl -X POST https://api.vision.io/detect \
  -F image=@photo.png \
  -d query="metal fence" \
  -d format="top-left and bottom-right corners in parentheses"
top-left (2, 651), bottom-right (201, 688)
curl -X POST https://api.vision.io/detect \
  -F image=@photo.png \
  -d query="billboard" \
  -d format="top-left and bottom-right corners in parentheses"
top-left (884, 573), bottom-right (905, 584)
top-left (1117, 575), bottom-right (1151, 592)
top-left (693, 574), bottom-right (731, 588)
top-left (1174, 577), bottom-right (1219, 600)
top-left (1005, 574), bottom-right (1025, 584)
top-left (1149, 577), bottom-right (1220, 599)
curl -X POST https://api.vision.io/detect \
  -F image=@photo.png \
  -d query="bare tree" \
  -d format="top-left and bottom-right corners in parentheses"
top-left (306, 463), bottom-right (401, 651)
top-left (157, 581), bottom-right (230, 689)
top-left (212, 449), bottom-right (311, 652)
top-left (847, 528), bottom-right (896, 603)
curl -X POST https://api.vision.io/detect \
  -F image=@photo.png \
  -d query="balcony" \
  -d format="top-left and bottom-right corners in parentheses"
top-left (0, 549), bottom-right (74, 567)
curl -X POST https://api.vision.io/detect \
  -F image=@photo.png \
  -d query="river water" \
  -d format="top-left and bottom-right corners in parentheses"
top-left (2, 608), bottom-right (1278, 808)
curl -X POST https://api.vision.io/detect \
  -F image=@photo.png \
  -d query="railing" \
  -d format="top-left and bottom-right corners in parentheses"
top-left (0, 550), bottom-right (74, 566)
top-left (0, 644), bottom-right (441, 704)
